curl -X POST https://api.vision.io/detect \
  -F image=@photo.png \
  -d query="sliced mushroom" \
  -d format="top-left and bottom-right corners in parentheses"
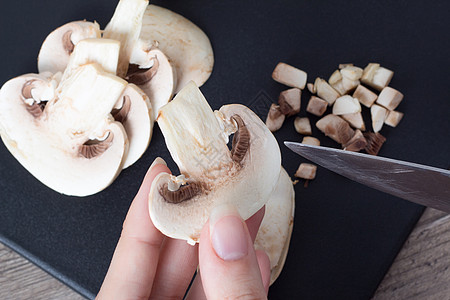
top-left (254, 167), bottom-right (295, 285)
top-left (343, 129), bottom-right (367, 152)
top-left (316, 114), bottom-right (355, 145)
top-left (385, 110), bottom-right (404, 127)
top-left (266, 103), bottom-right (285, 132)
top-left (278, 88), bottom-right (301, 116)
top-left (306, 96), bottom-right (328, 117)
top-left (361, 63), bottom-right (394, 91)
top-left (353, 84), bottom-right (378, 108)
top-left (294, 117), bottom-right (312, 135)
top-left (376, 86), bottom-right (404, 111)
top-left (149, 82), bottom-right (281, 244)
top-left (332, 95), bottom-right (361, 115)
top-left (0, 64), bottom-right (129, 196)
top-left (272, 63), bottom-right (307, 90)
top-left (38, 21), bottom-right (101, 74)
top-left (140, 4), bottom-right (214, 93)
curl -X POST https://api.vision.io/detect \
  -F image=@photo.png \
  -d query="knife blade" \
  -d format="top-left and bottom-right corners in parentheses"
top-left (284, 141), bottom-right (450, 213)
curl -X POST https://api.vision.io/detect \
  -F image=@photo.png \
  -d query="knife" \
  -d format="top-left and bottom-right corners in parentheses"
top-left (284, 141), bottom-right (450, 213)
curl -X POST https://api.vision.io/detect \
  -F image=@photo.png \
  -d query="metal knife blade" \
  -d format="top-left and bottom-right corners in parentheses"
top-left (285, 141), bottom-right (450, 213)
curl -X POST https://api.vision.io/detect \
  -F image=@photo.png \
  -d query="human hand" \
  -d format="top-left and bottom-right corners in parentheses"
top-left (96, 157), bottom-right (270, 300)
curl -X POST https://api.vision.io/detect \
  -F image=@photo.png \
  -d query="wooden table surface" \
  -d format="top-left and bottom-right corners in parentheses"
top-left (1, 208), bottom-right (449, 299)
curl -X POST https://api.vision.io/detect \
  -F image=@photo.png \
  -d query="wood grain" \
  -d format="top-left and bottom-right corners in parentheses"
top-left (1, 208), bottom-right (449, 299)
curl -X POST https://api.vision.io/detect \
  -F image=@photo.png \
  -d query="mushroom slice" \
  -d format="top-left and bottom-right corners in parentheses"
top-left (385, 110), bottom-right (404, 127)
top-left (371, 104), bottom-right (388, 133)
top-left (295, 163), bottom-right (317, 180)
top-left (302, 136), bottom-right (320, 146)
top-left (306, 96), bottom-right (328, 117)
top-left (114, 84), bottom-right (153, 168)
top-left (38, 21), bottom-right (101, 74)
top-left (149, 82), bottom-right (281, 244)
top-left (141, 4), bottom-right (214, 93)
top-left (128, 43), bottom-right (176, 120)
top-left (0, 64), bottom-right (128, 196)
top-left (255, 167), bottom-right (295, 285)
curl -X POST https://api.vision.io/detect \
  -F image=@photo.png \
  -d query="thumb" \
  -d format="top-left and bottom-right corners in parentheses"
top-left (199, 204), bottom-right (269, 300)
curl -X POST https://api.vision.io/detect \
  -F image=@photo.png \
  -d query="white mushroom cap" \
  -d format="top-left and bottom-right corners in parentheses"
top-left (255, 167), bottom-right (295, 285)
top-left (141, 5), bottom-right (214, 93)
top-left (149, 82), bottom-right (281, 244)
top-left (38, 21), bottom-right (101, 74)
top-left (0, 64), bottom-right (129, 196)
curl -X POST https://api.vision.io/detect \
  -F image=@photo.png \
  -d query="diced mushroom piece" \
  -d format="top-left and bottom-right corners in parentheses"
top-left (141, 4), bottom-right (214, 93)
top-left (314, 78), bottom-right (340, 105)
top-left (255, 168), bottom-right (295, 285)
top-left (385, 110), bottom-right (404, 127)
top-left (341, 112), bottom-right (366, 131)
top-left (339, 63), bottom-right (354, 69)
top-left (332, 95), bottom-right (361, 115)
top-left (328, 70), bottom-right (342, 85)
top-left (295, 163), bottom-right (317, 180)
top-left (294, 117), bottom-right (312, 135)
top-left (371, 104), bottom-right (388, 133)
top-left (302, 136), bottom-right (320, 146)
top-left (38, 21), bottom-right (101, 74)
top-left (278, 88), bottom-right (301, 116)
top-left (376, 87), bottom-right (404, 111)
top-left (361, 63), bottom-right (394, 91)
top-left (343, 130), bottom-right (367, 152)
top-left (272, 63), bottom-right (307, 89)
top-left (150, 82), bottom-right (281, 244)
top-left (353, 84), bottom-right (378, 108)
top-left (307, 83), bottom-right (315, 94)
top-left (364, 132), bottom-right (386, 155)
top-left (331, 77), bottom-right (359, 95)
top-left (266, 103), bottom-right (285, 132)
top-left (306, 96), bottom-right (328, 117)
top-left (316, 114), bottom-right (355, 144)
top-left (340, 66), bottom-right (363, 81)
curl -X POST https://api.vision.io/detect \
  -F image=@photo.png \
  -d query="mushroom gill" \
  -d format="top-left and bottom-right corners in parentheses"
top-left (126, 57), bottom-right (159, 86)
top-left (21, 80), bottom-right (46, 118)
top-left (62, 30), bottom-right (75, 54)
top-left (230, 114), bottom-right (250, 164)
top-left (112, 95), bottom-right (131, 123)
top-left (79, 131), bottom-right (114, 159)
top-left (160, 181), bottom-right (203, 204)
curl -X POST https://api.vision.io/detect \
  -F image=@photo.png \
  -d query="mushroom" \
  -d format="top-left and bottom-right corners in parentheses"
top-left (140, 4), bottom-right (214, 93)
top-left (266, 103), bottom-right (285, 132)
top-left (148, 82), bottom-right (281, 245)
top-left (364, 132), bottom-right (386, 155)
top-left (385, 110), bottom-right (404, 127)
top-left (353, 84), bottom-right (377, 108)
top-left (278, 88), bottom-right (301, 116)
top-left (361, 63), bottom-right (394, 91)
top-left (332, 95), bottom-right (361, 115)
top-left (38, 21), bottom-right (101, 74)
top-left (341, 112), bottom-right (366, 131)
top-left (307, 83), bottom-right (316, 94)
top-left (376, 86), bottom-right (404, 111)
top-left (295, 163), bottom-right (317, 180)
top-left (316, 114), bottom-right (355, 145)
top-left (371, 104), bottom-right (388, 133)
top-left (254, 168), bottom-right (295, 285)
top-left (0, 63), bottom-right (129, 196)
top-left (294, 117), bottom-right (312, 135)
top-left (313, 78), bottom-right (340, 105)
top-left (306, 96), bottom-right (328, 117)
top-left (343, 130), bottom-right (367, 152)
top-left (302, 136), bottom-right (320, 146)
top-left (272, 63), bottom-right (307, 90)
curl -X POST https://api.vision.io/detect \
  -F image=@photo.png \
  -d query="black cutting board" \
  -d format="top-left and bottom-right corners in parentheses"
top-left (0, 1), bottom-right (449, 299)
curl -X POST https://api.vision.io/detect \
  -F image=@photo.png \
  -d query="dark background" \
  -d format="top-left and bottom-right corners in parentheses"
top-left (0, 0), bottom-right (449, 299)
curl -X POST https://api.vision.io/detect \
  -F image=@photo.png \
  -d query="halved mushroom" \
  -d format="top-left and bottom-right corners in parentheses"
top-left (38, 21), bottom-right (101, 74)
top-left (254, 167), bottom-right (295, 285)
top-left (149, 82), bottom-right (281, 245)
top-left (0, 63), bottom-right (129, 196)
top-left (140, 4), bottom-right (214, 93)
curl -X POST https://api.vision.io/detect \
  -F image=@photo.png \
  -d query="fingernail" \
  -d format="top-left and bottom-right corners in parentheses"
top-left (149, 157), bottom-right (167, 170)
top-left (210, 203), bottom-right (248, 261)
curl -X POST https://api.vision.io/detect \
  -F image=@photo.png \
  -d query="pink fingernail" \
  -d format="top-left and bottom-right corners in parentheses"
top-left (210, 204), bottom-right (248, 261)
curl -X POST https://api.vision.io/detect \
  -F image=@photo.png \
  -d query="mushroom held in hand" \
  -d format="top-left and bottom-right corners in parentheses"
top-left (255, 168), bottom-right (295, 285)
top-left (148, 82), bottom-right (281, 245)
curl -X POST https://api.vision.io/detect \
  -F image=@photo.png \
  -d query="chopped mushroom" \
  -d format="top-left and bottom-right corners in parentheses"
top-left (272, 63), bottom-right (307, 89)
top-left (316, 114), bottom-right (355, 145)
top-left (294, 117), bottom-right (312, 135)
top-left (306, 96), bottom-right (328, 116)
top-left (328, 70), bottom-right (342, 85)
top-left (343, 130), bottom-right (367, 152)
top-left (295, 163), bottom-right (317, 180)
top-left (361, 63), bottom-right (394, 91)
top-left (307, 83), bottom-right (315, 94)
top-left (339, 63), bottom-right (354, 69)
top-left (332, 95), bottom-right (361, 115)
top-left (150, 82), bottom-right (282, 245)
top-left (371, 104), bottom-right (388, 133)
top-left (353, 84), bottom-right (378, 108)
top-left (314, 78), bottom-right (340, 105)
top-left (302, 136), bottom-right (320, 146)
top-left (340, 66), bottom-right (363, 81)
top-left (376, 86), bottom-right (404, 110)
top-left (341, 112), bottom-right (366, 131)
top-left (385, 110), bottom-right (404, 127)
top-left (278, 88), bottom-right (301, 116)
top-left (266, 104), bottom-right (286, 132)
top-left (364, 132), bottom-right (386, 155)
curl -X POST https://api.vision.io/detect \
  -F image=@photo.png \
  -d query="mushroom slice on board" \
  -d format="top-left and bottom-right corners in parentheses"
top-left (149, 82), bottom-right (281, 245)
top-left (38, 21), bottom-right (101, 74)
top-left (0, 64), bottom-right (129, 196)
top-left (255, 167), bottom-right (295, 285)
top-left (141, 4), bottom-right (214, 93)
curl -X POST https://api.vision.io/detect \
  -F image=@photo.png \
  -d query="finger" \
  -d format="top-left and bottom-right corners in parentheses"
top-left (185, 206), bottom-right (267, 300)
top-left (199, 204), bottom-right (268, 300)
top-left (255, 249), bottom-right (271, 294)
top-left (96, 158), bottom-right (170, 300)
top-left (149, 238), bottom-right (199, 299)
